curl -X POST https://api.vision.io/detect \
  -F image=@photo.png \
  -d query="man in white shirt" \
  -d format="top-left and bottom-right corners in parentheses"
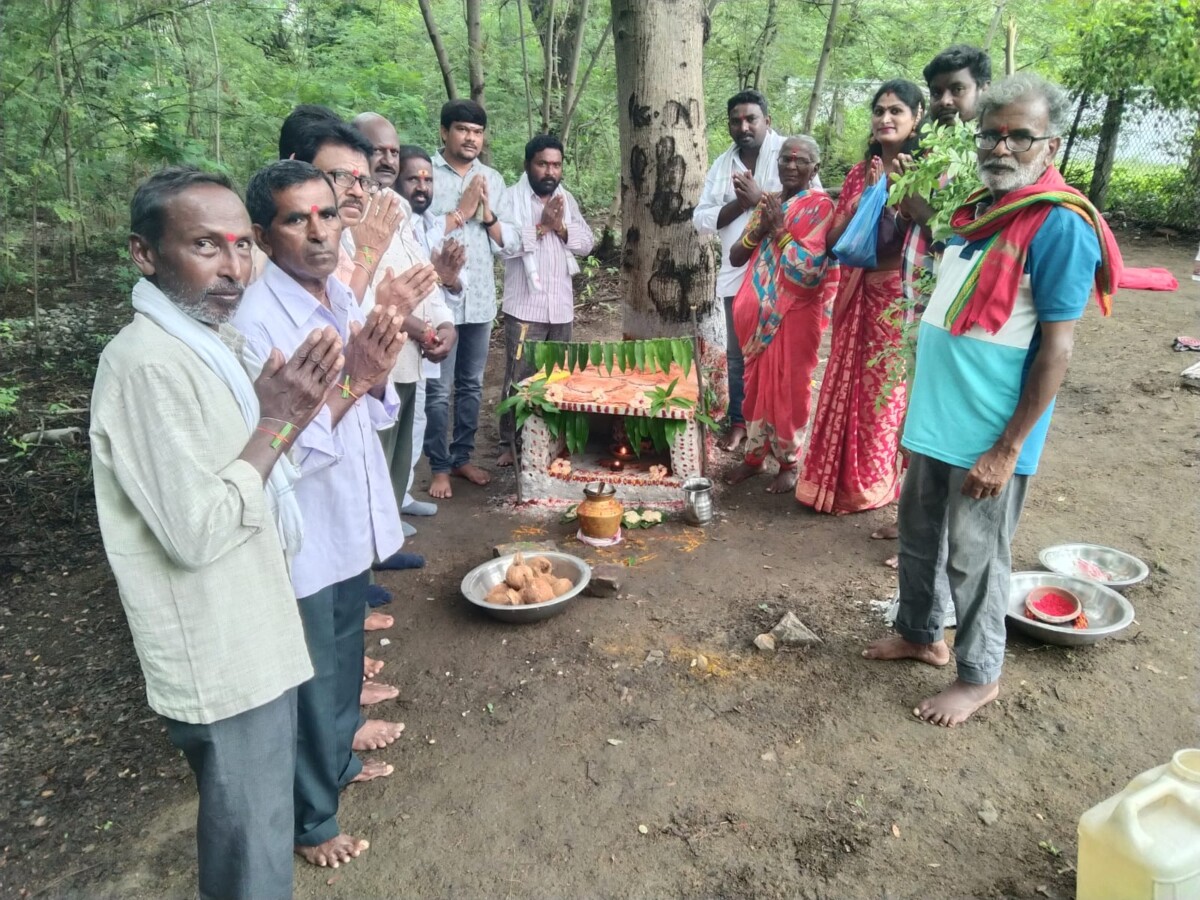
top-left (389, 143), bottom-right (469, 511)
top-left (693, 89), bottom-right (786, 453)
top-left (93, 167), bottom-right (341, 898)
top-left (353, 114), bottom-right (462, 520)
top-left (235, 160), bottom-right (408, 871)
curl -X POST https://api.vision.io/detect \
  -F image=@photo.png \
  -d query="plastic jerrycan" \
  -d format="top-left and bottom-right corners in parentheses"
top-left (1077, 748), bottom-right (1200, 899)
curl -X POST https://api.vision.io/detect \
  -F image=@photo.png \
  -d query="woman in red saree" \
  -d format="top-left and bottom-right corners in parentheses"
top-left (796, 80), bottom-right (925, 514)
top-left (724, 136), bottom-right (840, 494)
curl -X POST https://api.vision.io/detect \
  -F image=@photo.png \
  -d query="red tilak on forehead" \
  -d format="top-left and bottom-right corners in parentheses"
top-left (311, 205), bottom-right (320, 213)
top-left (225, 233), bottom-right (238, 242)
top-left (998, 125), bottom-right (1009, 134)
top-left (352, 169), bottom-right (359, 177)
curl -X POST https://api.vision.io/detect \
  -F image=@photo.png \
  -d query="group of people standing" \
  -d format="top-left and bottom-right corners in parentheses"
top-left (699, 46), bottom-right (1120, 728)
top-left (88, 38), bottom-right (1123, 899)
top-left (91, 100), bottom-right (592, 898)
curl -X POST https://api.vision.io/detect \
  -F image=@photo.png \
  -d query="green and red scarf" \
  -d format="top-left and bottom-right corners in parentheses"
top-left (943, 165), bottom-right (1123, 336)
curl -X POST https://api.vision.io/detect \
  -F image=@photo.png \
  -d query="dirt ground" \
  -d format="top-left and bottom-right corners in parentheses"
top-left (1, 232), bottom-right (1197, 900)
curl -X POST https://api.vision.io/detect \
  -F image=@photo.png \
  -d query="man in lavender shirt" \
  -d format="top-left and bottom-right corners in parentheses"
top-left (233, 160), bottom-right (407, 871)
top-left (497, 134), bottom-right (595, 465)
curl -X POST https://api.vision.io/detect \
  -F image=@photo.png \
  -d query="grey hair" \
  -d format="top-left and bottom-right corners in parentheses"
top-left (977, 73), bottom-right (1072, 137)
top-left (783, 134), bottom-right (821, 163)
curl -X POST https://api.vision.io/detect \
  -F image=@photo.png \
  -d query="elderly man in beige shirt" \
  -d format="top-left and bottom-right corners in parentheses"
top-left (91, 167), bottom-right (342, 899)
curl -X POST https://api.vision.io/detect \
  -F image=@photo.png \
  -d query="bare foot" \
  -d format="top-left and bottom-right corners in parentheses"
top-left (364, 611), bottom-right (393, 632)
top-left (723, 461), bottom-right (762, 485)
top-left (360, 680), bottom-right (399, 706)
top-left (496, 449), bottom-right (515, 467)
top-left (429, 472), bottom-right (452, 499)
top-left (883, 555), bottom-right (899, 569)
top-left (914, 679), bottom-right (1000, 727)
top-left (766, 468), bottom-right (798, 494)
top-left (717, 426), bottom-right (746, 453)
top-left (295, 833), bottom-right (370, 869)
top-left (451, 463), bottom-right (491, 486)
top-left (352, 719), bottom-right (405, 751)
top-left (349, 758), bottom-right (394, 783)
top-left (363, 655), bottom-right (384, 679)
top-left (862, 634), bottom-right (950, 667)
top-left (871, 524), bottom-right (900, 540)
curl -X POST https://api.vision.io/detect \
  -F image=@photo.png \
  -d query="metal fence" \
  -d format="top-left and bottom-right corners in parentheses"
top-left (1060, 94), bottom-right (1199, 231)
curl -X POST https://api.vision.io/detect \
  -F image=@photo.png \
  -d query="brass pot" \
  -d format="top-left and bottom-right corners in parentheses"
top-left (577, 481), bottom-right (623, 539)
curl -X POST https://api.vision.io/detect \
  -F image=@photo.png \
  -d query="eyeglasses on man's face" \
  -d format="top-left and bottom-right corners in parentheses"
top-left (974, 131), bottom-right (1053, 153)
top-left (327, 169), bottom-right (382, 194)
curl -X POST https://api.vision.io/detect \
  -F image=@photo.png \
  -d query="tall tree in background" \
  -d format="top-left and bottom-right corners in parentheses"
top-left (1069, 0), bottom-right (1200, 209)
top-left (610, 0), bottom-right (715, 339)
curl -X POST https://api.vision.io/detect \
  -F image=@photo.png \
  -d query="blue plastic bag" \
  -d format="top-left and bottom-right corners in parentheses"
top-left (831, 176), bottom-right (889, 268)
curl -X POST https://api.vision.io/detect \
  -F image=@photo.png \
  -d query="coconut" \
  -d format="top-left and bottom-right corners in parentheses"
top-left (485, 583), bottom-right (512, 605)
top-left (505, 551), bottom-right (534, 590)
top-left (529, 556), bottom-right (554, 575)
top-left (520, 577), bottom-right (557, 605)
top-left (552, 577), bottom-right (574, 596)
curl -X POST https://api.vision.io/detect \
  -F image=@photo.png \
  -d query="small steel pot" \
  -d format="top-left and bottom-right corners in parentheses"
top-left (682, 476), bottom-right (713, 526)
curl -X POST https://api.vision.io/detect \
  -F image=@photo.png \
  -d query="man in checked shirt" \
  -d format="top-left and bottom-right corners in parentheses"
top-left (496, 134), bottom-right (595, 466)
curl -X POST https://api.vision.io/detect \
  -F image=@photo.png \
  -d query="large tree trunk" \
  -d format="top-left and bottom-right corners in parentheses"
top-left (465, 0), bottom-right (485, 105)
top-left (803, 0), bottom-right (840, 133)
top-left (418, 0), bottom-right (458, 100)
top-left (1088, 90), bottom-right (1126, 211)
top-left (611, 0), bottom-right (715, 338)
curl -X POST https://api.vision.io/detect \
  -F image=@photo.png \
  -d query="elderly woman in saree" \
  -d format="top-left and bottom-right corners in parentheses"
top-left (723, 135), bottom-right (841, 494)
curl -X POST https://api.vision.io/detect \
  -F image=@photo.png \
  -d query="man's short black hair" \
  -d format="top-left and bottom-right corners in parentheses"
top-left (440, 99), bottom-right (487, 130)
top-left (726, 89), bottom-right (769, 119)
top-left (923, 44), bottom-right (992, 88)
top-left (130, 166), bottom-right (234, 250)
top-left (398, 144), bottom-right (432, 167)
top-left (245, 160), bottom-right (333, 230)
top-left (524, 134), bottom-right (564, 165)
top-left (278, 106), bottom-right (374, 165)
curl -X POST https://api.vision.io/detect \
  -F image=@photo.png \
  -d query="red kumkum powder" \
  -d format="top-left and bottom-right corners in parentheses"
top-left (1032, 591), bottom-right (1077, 617)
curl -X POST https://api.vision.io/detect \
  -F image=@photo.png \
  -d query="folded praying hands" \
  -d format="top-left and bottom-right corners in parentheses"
top-left (255, 326), bottom-right (344, 429)
top-left (343, 301), bottom-right (407, 395)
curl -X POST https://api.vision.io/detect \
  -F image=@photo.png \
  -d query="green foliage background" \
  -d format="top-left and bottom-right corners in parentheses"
top-left (1, 0), bottom-right (1196, 294)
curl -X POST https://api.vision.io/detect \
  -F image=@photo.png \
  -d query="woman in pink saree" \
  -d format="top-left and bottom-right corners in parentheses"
top-left (724, 136), bottom-right (840, 494)
top-left (796, 80), bottom-right (925, 514)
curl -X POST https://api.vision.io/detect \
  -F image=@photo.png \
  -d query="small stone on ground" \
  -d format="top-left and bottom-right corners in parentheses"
top-left (770, 611), bottom-right (822, 646)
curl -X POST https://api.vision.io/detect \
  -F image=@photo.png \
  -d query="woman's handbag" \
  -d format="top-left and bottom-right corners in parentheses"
top-left (831, 176), bottom-right (889, 268)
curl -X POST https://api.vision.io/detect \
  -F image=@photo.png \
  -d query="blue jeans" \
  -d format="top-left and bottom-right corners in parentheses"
top-left (424, 321), bottom-right (492, 473)
top-left (723, 295), bottom-right (744, 427)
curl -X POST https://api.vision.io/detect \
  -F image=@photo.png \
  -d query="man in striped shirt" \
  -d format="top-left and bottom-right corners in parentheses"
top-left (496, 135), bottom-right (595, 466)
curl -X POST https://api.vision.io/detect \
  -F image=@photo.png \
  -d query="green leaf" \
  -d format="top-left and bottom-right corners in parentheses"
top-left (655, 340), bottom-right (673, 373)
top-left (567, 342), bottom-right (579, 373)
top-left (634, 341), bottom-right (646, 372)
top-left (679, 340), bottom-right (694, 378)
top-left (604, 342), bottom-right (615, 374)
top-left (589, 341), bottom-right (602, 368)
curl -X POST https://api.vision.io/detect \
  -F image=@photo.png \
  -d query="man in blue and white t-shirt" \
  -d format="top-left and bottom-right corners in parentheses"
top-left (864, 73), bottom-right (1119, 727)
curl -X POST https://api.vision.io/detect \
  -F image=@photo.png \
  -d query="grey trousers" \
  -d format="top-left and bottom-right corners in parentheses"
top-left (163, 688), bottom-right (299, 900)
top-left (379, 380), bottom-right (418, 508)
top-left (895, 452), bottom-right (1028, 685)
top-left (499, 314), bottom-right (573, 449)
top-left (294, 572), bottom-right (369, 846)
